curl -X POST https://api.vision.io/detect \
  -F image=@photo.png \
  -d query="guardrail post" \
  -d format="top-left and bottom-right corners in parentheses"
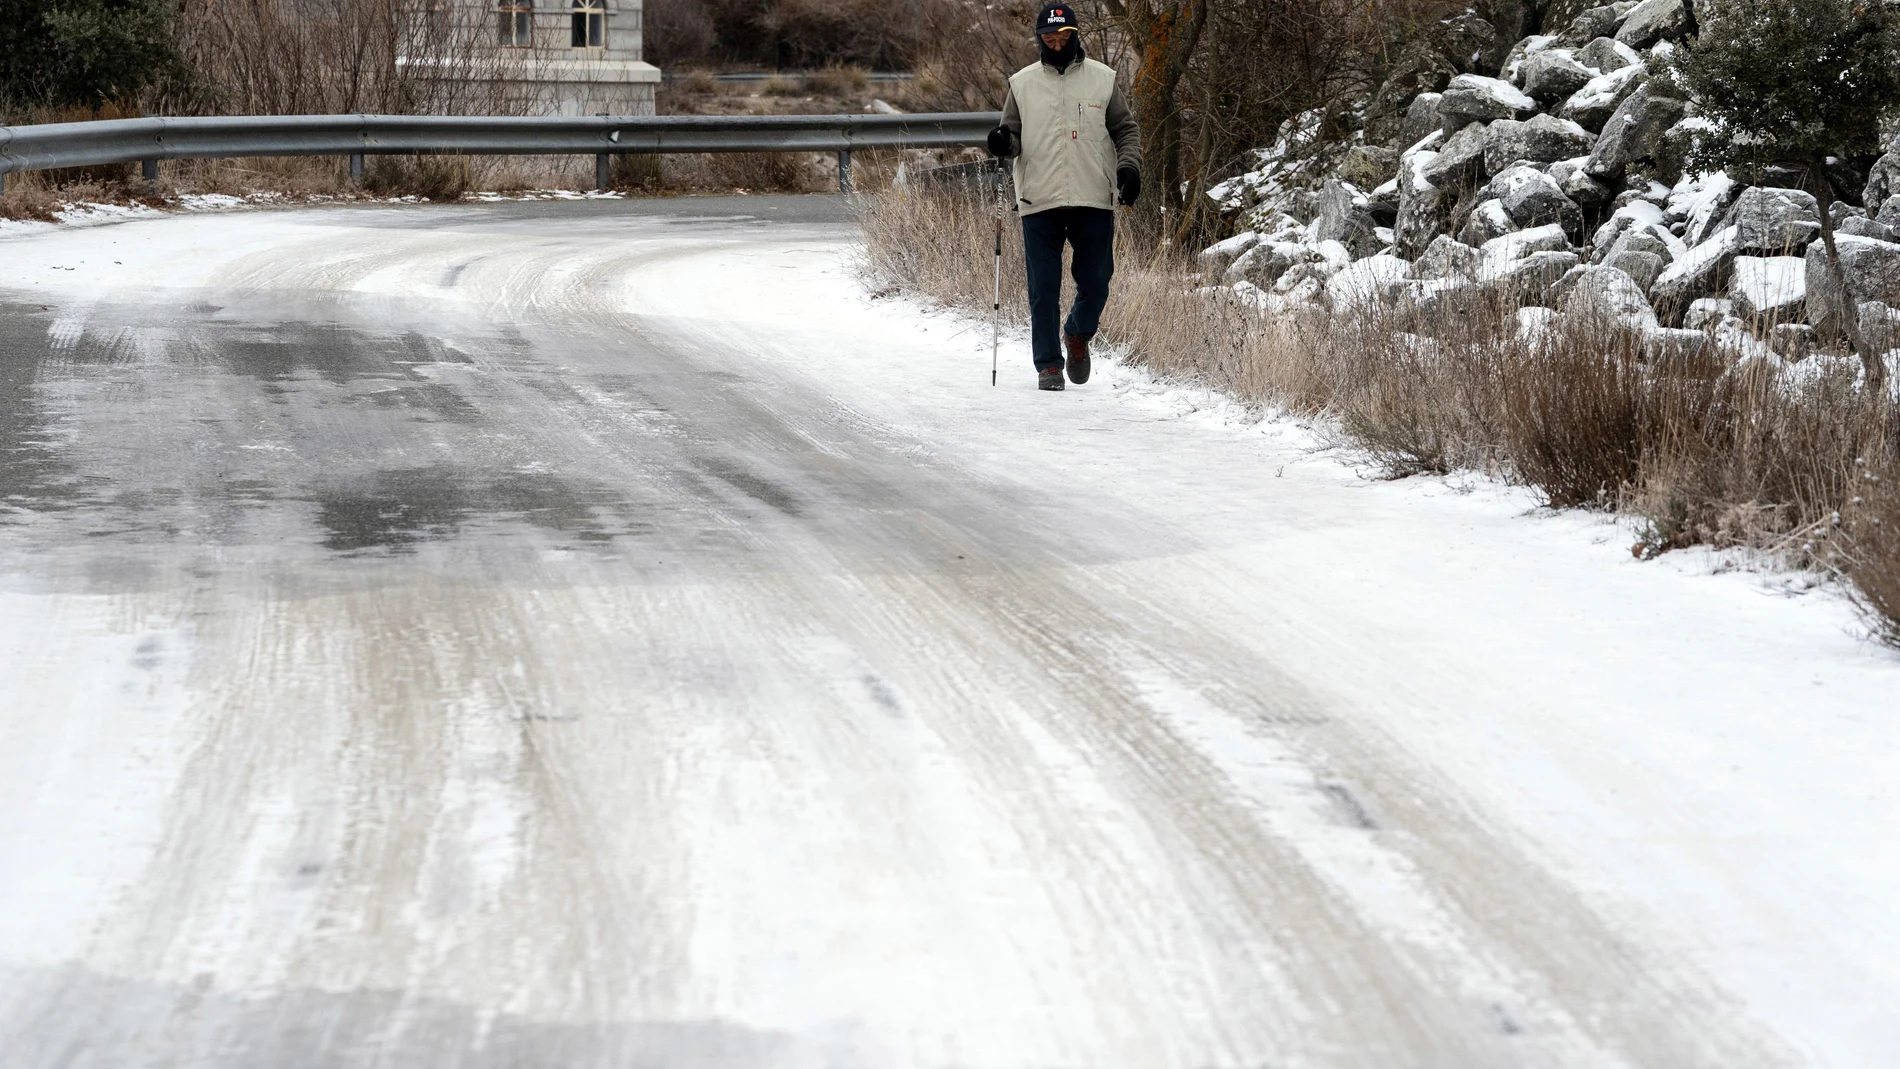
top-left (349, 154), bottom-right (364, 186)
top-left (595, 152), bottom-right (611, 192)
top-left (837, 149), bottom-right (852, 194)
top-left (141, 159), bottom-right (159, 196)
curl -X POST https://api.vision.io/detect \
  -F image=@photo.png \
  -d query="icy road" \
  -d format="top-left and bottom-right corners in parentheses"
top-left (1, 197), bottom-right (1895, 1068)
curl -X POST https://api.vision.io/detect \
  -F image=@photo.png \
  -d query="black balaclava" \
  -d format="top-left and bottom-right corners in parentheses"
top-left (1039, 31), bottom-right (1082, 71)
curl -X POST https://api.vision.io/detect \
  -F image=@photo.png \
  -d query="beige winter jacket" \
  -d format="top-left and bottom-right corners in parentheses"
top-left (999, 56), bottom-right (1142, 216)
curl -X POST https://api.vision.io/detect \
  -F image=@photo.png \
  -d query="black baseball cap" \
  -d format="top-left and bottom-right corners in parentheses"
top-left (1034, 3), bottom-right (1079, 36)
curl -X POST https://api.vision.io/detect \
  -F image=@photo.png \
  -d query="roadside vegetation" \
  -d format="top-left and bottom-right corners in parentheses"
top-left (861, 175), bottom-right (1900, 645)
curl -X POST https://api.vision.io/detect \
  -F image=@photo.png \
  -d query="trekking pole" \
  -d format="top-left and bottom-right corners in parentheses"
top-left (991, 162), bottom-right (1004, 387)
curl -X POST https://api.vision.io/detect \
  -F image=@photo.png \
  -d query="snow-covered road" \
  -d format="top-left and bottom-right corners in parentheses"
top-left (1, 197), bottom-right (1894, 1068)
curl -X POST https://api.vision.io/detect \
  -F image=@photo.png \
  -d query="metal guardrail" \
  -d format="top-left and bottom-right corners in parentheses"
top-left (662, 71), bottom-right (915, 83)
top-left (0, 111), bottom-right (995, 194)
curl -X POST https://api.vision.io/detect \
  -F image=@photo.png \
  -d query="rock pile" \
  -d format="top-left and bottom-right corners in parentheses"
top-left (1201, 0), bottom-right (1900, 366)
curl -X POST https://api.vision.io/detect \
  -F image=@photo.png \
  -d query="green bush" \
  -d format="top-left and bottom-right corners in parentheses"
top-left (1669, 0), bottom-right (1900, 385)
top-left (0, 0), bottom-right (183, 111)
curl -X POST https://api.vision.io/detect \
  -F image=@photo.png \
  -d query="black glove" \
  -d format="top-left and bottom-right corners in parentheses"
top-left (986, 125), bottom-right (1013, 158)
top-left (1117, 166), bottom-right (1142, 207)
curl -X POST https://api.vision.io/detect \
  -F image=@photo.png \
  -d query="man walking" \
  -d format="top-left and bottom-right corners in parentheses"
top-left (987, 2), bottom-right (1143, 391)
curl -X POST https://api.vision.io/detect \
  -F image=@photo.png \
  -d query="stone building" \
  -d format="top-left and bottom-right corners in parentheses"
top-left (455, 0), bottom-right (661, 116)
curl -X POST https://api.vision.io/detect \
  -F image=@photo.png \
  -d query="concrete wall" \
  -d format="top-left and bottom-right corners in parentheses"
top-left (466, 0), bottom-right (661, 116)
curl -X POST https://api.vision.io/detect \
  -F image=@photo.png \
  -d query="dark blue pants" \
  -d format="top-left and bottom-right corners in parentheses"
top-left (1022, 206), bottom-right (1115, 372)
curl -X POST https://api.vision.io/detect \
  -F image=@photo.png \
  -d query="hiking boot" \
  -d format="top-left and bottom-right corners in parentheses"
top-left (1038, 365), bottom-right (1066, 391)
top-left (1064, 333), bottom-right (1091, 384)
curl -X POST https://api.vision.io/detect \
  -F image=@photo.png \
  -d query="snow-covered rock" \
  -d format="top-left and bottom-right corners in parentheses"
top-left (1339, 145), bottom-right (1400, 191)
top-left (1397, 93), bottom-right (1444, 151)
top-left (1877, 195), bottom-right (1900, 230)
top-left (1591, 199), bottom-right (1667, 259)
top-left (1863, 301), bottom-right (1900, 356)
top-left (1556, 263), bottom-right (1659, 331)
top-left (1487, 250), bottom-right (1582, 304)
top-left (1488, 165), bottom-right (1582, 235)
top-left (1520, 50), bottom-right (1595, 104)
top-left (1670, 172), bottom-right (1739, 247)
top-left (1482, 114), bottom-right (1596, 173)
top-left (1480, 223), bottom-right (1572, 271)
top-left (1503, 34), bottom-right (1558, 83)
top-left (1547, 156), bottom-right (1589, 186)
top-left (1574, 35), bottom-right (1641, 74)
top-left (1401, 128), bottom-right (1446, 160)
top-left (1313, 239), bottom-right (1353, 272)
top-left (1564, 8), bottom-right (1623, 45)
top-left (1585, 83), bottom-right (1686, 179)
top-left (1229, 280), bottom-right (1273, 310)
top-left (1412, 234), bottom-right (1480, 280)
top-left (1400, 276), bottom-right (1479, 317)
top-left (1643, 326), bottom-right (1715, 363)
top-left (1200, 231), bottom-right (1260, 270)
top-left (1619, 178), bottom-right (1673, 207)
top-left (1771, 323), bottom-right (1817, 361)
top-left (1684, 298), bottom-right (1734, 332)
top-left (1729, 256), bottom-right (1807, 322)
top-left (1422, 123), bottom-right (1490, 188)
top-left (1839, 216), bottom-right (1895, 241)
top-left (1606, 249), bottom-right (1666, 293)
top-left (1729, 187), bottom-right (1821, 254)
top-left (1712, 314), bottom-right (1773, 361)
top-left (1313, 178), bottom-right (1384, 258)
top-left (1516, 305), bottom-right (1557, 344)
top-left (1807, 235), bottom-right (1900, 337)
top-left (1607, 223), bottom-right (1680, 265)
top-left (1651, 225), bottom-right (1741, 319)
top-left (1395, 147), bottom-right (1453, 258)
top-left (1326, 254), bottom-right (1410, 309)
top-left (1560, 167), bottom-right (1614, 208)
top-left (1559, 65), bottom-right (1645, 132)
top-left (1273, 274), bottom-right (1326, 309)
top-left (1460, 200), bottom-right (1516, 247)
top-left (1616, 0), bottom-right (1692, 49)
top-left (1439, 74), bottom-right (1539, 130)
top-left (1225, 240), bottom-right (1309, 287)
top-left (1867, 152), bottom-right (1900, 215)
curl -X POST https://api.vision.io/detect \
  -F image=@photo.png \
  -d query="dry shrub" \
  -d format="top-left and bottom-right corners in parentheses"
top-left (0, 173), bottom-right (62, 221)
top-left (862, 185), bottom-right (1900, 646)
top-left (610, 154), bottom-right (666, 192)
top-left (1632, 358), bottom-right (1894, 559)
top-left (1501, 326), bottom-right (1650, 507)
top-left (1842, 463), bottom-right (1900, 645)
top-left (165, 155), bottom-right (346, 197)
top-left (177, 0), bottom-right (515, 115)
top-left (645, 0), bottom-right (718, 68)
top-left (761, 75), bottom-right (804, 97)
top-left (710, 151), bottom-right (817, 192)
top-left (362, 155), bottom-right (473, 200)
top-left (1324, 304), bottom-right (1510, 478)
top-left (806, 66), bottom-right (870, 95)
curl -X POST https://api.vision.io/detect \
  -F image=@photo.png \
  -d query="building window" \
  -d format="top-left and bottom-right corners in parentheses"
top-left (499, 0), bottom-right (532, 47)
top-left (572, 0), bottom-right (605, 47)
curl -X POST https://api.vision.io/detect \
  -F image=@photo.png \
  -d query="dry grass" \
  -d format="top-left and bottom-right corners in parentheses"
top-left (805, 67), bottom-right (870, 95)
top-left (1842, 465), bottom-right (1900, 646)
top-left (361, 155), bottom-right (474, 200)
top-left (861, 184), bottom-right (1900, 645)
top-left (0, 173), bottom-right (67, 221)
